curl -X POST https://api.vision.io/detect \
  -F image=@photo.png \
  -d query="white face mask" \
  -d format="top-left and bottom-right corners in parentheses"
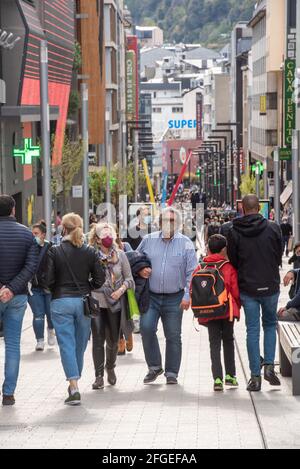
top-left (35, 236), bottom-right (43, 246)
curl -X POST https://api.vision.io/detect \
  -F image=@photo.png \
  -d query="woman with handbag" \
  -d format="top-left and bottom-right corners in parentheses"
top-left (89, 223), bottom-right (134, 390)
top-left (45, 213), bottom-right (105, 406)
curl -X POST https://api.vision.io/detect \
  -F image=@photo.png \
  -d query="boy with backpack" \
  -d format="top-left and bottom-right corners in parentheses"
top-left (190, 234), bottom-right (241, 391)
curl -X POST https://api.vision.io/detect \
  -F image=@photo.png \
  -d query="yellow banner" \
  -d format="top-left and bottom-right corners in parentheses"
top-left (142, 159), bottom-right (156, 212)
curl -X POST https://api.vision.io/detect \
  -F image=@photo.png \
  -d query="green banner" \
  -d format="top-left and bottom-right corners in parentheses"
top-left (285, 59), bottom-right (296, 147)
top-left (126, 51), bottom-right (136, 121)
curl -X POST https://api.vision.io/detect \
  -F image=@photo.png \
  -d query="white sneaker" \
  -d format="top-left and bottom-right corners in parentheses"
top-left (47, 329), bottom-right (56, 347)
top-left (35, 340), bottom-right (45, 352)
top-left (133, 319), bottom-right (140, 334)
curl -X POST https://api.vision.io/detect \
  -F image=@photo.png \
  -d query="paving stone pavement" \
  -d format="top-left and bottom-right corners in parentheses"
top-left (0, 257), bottom-right (298, 449)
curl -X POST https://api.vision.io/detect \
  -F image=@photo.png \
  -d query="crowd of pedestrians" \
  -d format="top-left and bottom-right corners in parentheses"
top-left (0, 192), bottom-right (298, 407)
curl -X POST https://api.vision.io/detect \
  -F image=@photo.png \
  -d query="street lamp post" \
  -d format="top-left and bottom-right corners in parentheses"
top-left (255, 162), bottom-right (260, 197)
top-left (40, 40), bottom-right (52, 240)
top-left (274, 147), bottom-right (281, 224)
top-left (105, 108), bottom-right (111, 219)
top-left (81, 83), bottom-right (89, 234)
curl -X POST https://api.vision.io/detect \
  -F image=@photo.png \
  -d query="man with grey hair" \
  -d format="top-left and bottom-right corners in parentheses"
top-left (137, 207), bottom-right (197, 385)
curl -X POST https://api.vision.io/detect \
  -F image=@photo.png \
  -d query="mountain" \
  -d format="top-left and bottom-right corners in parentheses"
top-left (126, 0), bottom-right (256, 48)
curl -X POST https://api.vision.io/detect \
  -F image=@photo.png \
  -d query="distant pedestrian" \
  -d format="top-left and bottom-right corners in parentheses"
top-left (28, 220), bottom-right (55, 352)
top-left (228, 195), bottom-right (282, 392)
top-left (89, 223), bottom-right (134, 390)
top-left (207, 216), bottom-right (220, 239)
top-left (125, 206), bottom-right (153, 250)
top-left (280, 217), bottom-right (293, 257)
top-left (45, 213), bottom-right (105, 405)
top-left (55, 211), bottom-right (62, 228)
top-left (220, 213), bottom-right (235, 240)
top-left (0, 195), bottom-right (39, 406)
top-left (137, 207), bottom-right (197, 385)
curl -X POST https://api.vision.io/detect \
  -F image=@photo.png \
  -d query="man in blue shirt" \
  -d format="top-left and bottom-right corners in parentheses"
top-left (137, 207), bottom-right (197, 385)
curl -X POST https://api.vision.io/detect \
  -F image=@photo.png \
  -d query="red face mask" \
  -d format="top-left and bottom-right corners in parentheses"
top-left (101, 236), bottom-right (113, 248)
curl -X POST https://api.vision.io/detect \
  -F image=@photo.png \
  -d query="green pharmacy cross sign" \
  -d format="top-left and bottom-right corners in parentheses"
top-left (13, 138), bottom-right (41, 165)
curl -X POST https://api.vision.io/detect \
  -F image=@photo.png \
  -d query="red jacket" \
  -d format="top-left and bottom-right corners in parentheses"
top-left (197, 253), bottom-right (241, 324)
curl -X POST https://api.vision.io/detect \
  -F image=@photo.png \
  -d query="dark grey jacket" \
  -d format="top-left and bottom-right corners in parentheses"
top-left (0, 216), bottom-right (39, 295)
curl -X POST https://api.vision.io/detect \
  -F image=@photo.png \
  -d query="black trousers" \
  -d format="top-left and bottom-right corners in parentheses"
top-left (207, 320), bottom-right (236, 380)
top-left (91, 308), bottom-right (121, 378)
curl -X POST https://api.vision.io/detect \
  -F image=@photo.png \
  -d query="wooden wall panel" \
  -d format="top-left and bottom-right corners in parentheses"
top-left (79, 0), bottom-right (105, 145)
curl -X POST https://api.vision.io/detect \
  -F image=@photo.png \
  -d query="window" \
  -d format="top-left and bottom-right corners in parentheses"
top-left (267, 92), bottom-right (277, 110)
top-left (143, 31), bottom-right (153, 39)
top-left (266, 130), bottom-right (278, 146)
top-left (153, 107), bottom-right (162, 113)
top-left (172, 107), bottom-right (183, 113)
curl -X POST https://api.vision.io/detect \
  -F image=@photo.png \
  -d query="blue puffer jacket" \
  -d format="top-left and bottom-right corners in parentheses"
top-left (0, 216), bottom-right (39, 295)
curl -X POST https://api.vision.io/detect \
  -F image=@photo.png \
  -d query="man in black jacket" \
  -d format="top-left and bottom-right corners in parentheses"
top-left (0, 195), bottom-right (39, 405)
top-left (227, 195), bottom-right (282, 392)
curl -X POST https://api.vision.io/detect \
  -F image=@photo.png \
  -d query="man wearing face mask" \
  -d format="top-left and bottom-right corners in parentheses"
top-left (137, 207), bottom-right (197, 385)
top-left (125, 206), bottom-right (153, 251)
top-left (28, 221), bottom-right (55, 352)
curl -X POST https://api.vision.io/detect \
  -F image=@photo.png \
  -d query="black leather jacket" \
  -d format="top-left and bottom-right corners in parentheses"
top-left (45, 241), bottom-right (105, 299)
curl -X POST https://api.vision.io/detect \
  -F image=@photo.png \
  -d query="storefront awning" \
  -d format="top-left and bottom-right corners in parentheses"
top-left (280, 181), bottom-right (293, 205)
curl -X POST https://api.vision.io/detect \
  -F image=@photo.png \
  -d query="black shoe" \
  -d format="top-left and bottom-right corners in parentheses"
top-left (166, 376), bottom-right (178, 385)
top-left (144, 368), bottom-right (164, 384)
top-left (264, 364), bottom-right (281, 386)
top-left (2, 395), bottom-right (15, 406)
top-left (92, 376), bottom-right (104, 390)
top-left (106, 368), bottom-right (117, 386)
top-left (247, 376), bottom-right (262, 392)
top-left (64, 391), bottom-right (81, 406)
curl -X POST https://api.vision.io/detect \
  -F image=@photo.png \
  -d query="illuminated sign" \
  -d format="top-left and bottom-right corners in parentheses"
top-left (168, 120), bottom-right (197, 129)
top-left (13, 138), bottom-right (40, 165)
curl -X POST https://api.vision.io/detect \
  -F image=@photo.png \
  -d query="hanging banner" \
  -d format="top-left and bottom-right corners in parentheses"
top-left (168, 151), bottom-right (192, 206)
top-left (142, 159), bottom-right (156, 214)
top-left (285, 59), bottom-right (296, 147)
top-left (161, 171), bottom-right (168, 207)
top-left (126, 51), bottom-right (136, 122)
top-left (196, 93), bottom-right (203, 140)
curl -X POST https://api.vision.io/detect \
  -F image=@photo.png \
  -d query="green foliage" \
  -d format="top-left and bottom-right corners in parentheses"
top-left (51, 135), bottom-right (84, 211)
top-left (126, 0), bottom-right (255, 48)
top-left (240, 172), bottom-right (264, 198)
top-left (73, 41), bottom-right (82, 70)
top-left (68, 90), bottom-right (80, 118)
top-left (89, 163), bottom-right (146, 207)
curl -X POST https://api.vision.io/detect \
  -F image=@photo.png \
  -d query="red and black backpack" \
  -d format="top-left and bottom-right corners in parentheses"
top-left (190, 261), bottom-right (232, 322)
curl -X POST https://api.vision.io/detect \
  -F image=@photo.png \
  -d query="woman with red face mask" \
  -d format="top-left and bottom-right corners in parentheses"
top-left (89, 223), bottom-right (134, 390)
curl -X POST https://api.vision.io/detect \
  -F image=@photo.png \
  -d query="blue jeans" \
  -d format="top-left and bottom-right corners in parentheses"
top-left (28, 289), bottom-right (53, 341)
top-left (51, 298), bottom-right (91, 381)
top-left (140, 291), bottom-right (184, 378)
top-left (241, 293), bottom-right (280, 377)
top-left (0, 295), bottom-right (27, 395)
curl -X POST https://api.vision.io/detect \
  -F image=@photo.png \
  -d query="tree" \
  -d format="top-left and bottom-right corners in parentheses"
top-left (239, 172), bottom-right (264, 198)
top-left (51, 135), bottom-right (84, 213)
top-left (89, 163), bottom-right (146, 210)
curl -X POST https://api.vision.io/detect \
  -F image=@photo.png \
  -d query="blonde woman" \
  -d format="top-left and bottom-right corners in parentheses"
top-left (45, 213), bottom-right (105, 405)
top-left (89, 223), bottom-right (134, 390)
